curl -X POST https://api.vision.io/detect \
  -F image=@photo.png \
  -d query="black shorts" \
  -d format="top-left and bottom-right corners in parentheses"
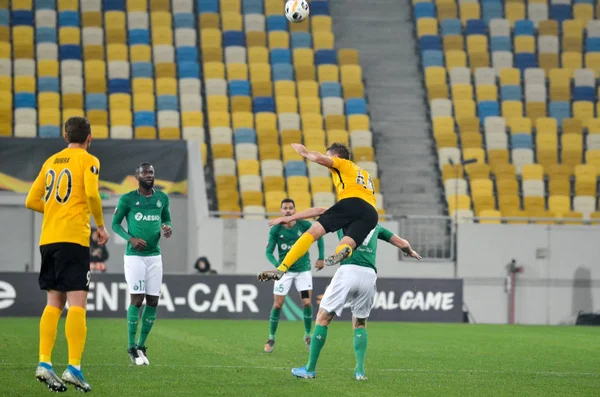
top-left (317, 197), bottom-right (379, 245)
top-left (39, 243), bottom-right (91, 292)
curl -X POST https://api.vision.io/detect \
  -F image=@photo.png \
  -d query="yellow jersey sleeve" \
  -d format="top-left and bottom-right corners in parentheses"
top-left (25, 164), bottom-right (48, 213)
top-left (84, 154), bottom-right (104, 227)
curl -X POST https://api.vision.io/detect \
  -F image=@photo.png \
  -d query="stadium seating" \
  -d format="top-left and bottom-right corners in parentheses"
top-left (0, 0), bottom-right (383, 217)
top-left (416, 0), bottom-right (600, 224)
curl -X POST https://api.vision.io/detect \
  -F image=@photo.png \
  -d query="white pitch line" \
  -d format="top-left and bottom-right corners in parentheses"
top-left (1, 363), bottom-right (597, 377)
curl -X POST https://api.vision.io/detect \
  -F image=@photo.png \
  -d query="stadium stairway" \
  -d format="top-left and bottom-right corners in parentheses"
top-left (331, 0), bottom-right (445, 217)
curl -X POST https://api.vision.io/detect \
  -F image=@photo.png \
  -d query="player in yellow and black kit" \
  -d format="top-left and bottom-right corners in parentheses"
top-left (258, 142), bottom-right (379, 282)
top-left (26, 116), bottom-right (110, 393)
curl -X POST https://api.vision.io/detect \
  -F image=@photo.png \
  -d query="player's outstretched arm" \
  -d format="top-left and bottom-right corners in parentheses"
top-left (291, 143), bottom-right (334, 168)
top-left (25, 169), bottom-right (46, 213)
top-left (268, 207), bottom-right (328, 227)
top-left (378, 226), bottom-right (422, 260)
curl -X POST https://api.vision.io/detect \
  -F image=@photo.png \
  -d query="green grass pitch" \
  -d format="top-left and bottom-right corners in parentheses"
top-left (0, 318), bottom-right (598, 396)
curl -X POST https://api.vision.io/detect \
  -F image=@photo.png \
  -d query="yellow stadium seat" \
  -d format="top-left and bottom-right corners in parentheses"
top-left (338, 49), bottom-right (359, 65)
top-left (38, 109), bottom-right (59, 126)
top-left (304, 129), bottom-right (325, 146)
top-left (259, 144), bottom-right (281, 160)
top-left (252, 81), bottom-right (273, 97)
top-left (436, 132), bottom-right (457, 148)
top-left (536, 118), bottom-right (558, 135)
top-left (502, 100), bottom-right (523, 121)
top-left (156, 78), bottom-right (177, 95)
top-left (37, 60), bottom-right (58, 77)
top-left (13, 43), bottom-right (34, 60)
top-left (156, 63), bottom-right (176, 79)
top-left (263, 176), bottom-right (285, 192)
top-left (275, 81), bottom-right (297, 97)
top-left (539, 20), bottom-right (558, 37)
top-left (212, 143), bottom-right (234, 159)
top-left (461, 132), bottom-right (482, 149)
top-left (526, 102), bottom-right (547, 121)
top-left (548, 177), bottom-right (570, 196)
top-left (13, 26), bottom-right (33, 43)
top-left (130, 45), bottom-right (151, 62)
top-left (442, 164), bottom-right (464, 182)
top-left (246, 31), bottom-right (266, 47)
top-left (353, 147), bottom-right (374, 162)
top-left (469, 52), bottom-right (489, 70)
top-left (204, 62), bottom-right (225, 79)
top-left (220, 0), bottom-right (241, 13)
top-left (498, 195), bottom-right (520, 211)
top-left (135, 127), bottom-right (157, 140)
top-left (563, 118), bottom-right (583, 135)
top-left (476, 85), bottom-right (497, 102)
top-left (208, 111), bottom-right (229, 128)
top-left (87, 110), bottom-right (108, 126)
top-left (110, 110), bottom-right (132, 126)
top-left (443, 35), bottom-right (464, 52)
top-left (348, 115), bottom-right (370, 132)
top-left (63, 94), bottom-right (83, 110)
top-left (318, 65), bottom-right (339, 83)
top-left (523, 197), bottom-right (545, 211)
top-left (340, 65), bottom-right (362, 85)
top-left (276, 96), bottom-right (298, 113)
top-left (83, 45), bottom-right (104, 60)
top-left (127, 0), bottom-right (147, 11)
top-left (221, 13), bottom-right (243, 31)
top-left (59, 27), bottom-right (80, 45)
top-left (313, 32), bottom-right (334, 50)
top-left (133, 95), bottom-right (155, 111)
top-left (310, 176), bottom-right (333, 193)
top-left (437, 1), bottom-right (457, 20)
top-left (327, 129), bottom-right (349, 146)
top-left (573, 102), bottom-right (595, 127)
top-left (281, 129), bottom-right (302, 146)
top-left (109, 93), bottom-right (131, 111)
top-left (459, 3), bottom-right (480, 25)
top-left (226, 64), bottom-right (248, 81)
top-left (325, 115), bottom-right (345, 131)
top-left (509, 117), bottom-right (532, 134)
top-left (562, 52), bottom-right (582, 71)
top-left (208, 95), bottom-right (228, 113)
top-left (428, 84), bottom-right (449, 100)
top-left (562, 20), bottom-right (583, 50)
top-left (203, 47), bottom-right (223, 63)
top-left (283, 145), bottom-right (303, 162)
top-left (92, 125), bottom-right (109, 139)
top-left (433, 116), bottom-right (454, 137)
top-left (505, 3), bottom-right (525, 25)
top-left (463, 148), bottom-right (485, 164)
top-left (201, 29), bottom-right (222, 49)
top-left (152, 27), bottom-right (173, 46)
top-left (539, 53), bottom-right (559, 73)
top-left (241, 191), bottom-right (264, 207)
top-left (521, 164), bottom-right (544, 180)
top-left (451, 84), bottom-right (473, 101)
top-left (299, 97), bottom-right (320, 114)
top-left (182, 111), bottom-right (205, 127)
top-left (425, 67), bottom-right (447, 88)
top-left (467, 35), bottom-right (487, 54)
top-left (454, 100), bottom-right (476, 121)
top-left (14, 76), bottom-right (35, 93)
top-left (574, 4), bottom-right (593, 24)
top-left (268, 32), bottom-right (290, 49)
top-left (293, 64), bottom-right (314, 82)
top-left (479, 209), bottom-right (501, 224)
top-left (473, 196), bottom-right (496, 216)
top-left (585, 53), bottom-right (600, 78)
top-left (287, 176), bottom-right (310, 193)
top-left (547, 164), bottom-right (572, 179)
top-left (290, 20), bottom-right (309, 33)
top-left (448, 194), bottom-right (471, 214)
top-left (133, 78), bottom-right (154, 95)
top-left (302, 113), bottom-right (324, 130)
top-left (465, 163), bottom-right (490, 179)
top-left (343, 82), bottom-right (365, 100)
top-left (497, 179), bottom-right (518, 196)
top-left (39, 93), bottom-right (60, 109)
top-left (493, 163), bottom-right (516, 180)
top-left (248, 47), bottom-right (268, 64)
top-left (256, 112), bottom-right (277, 132)
top-left (231, 96), bottom-right (252, 113)
top-left (312, 16), bottom-right (332, 33)
top-left (499, 68), bottom-right (520, 86)
top-left (107, 44), bottom-right (128, 61)
top-left (250, 63), bottom-right (271, 82)
top-left (515, 36), bottom-right (535, 54)
top-left (488, 149), bottom-right (509, 167)
top-left (232, 112), bottom-right (254, 129)
top-left (293, 48), bottom-right (315, 66)
top-left (445, 50), bottom-right (467, 69)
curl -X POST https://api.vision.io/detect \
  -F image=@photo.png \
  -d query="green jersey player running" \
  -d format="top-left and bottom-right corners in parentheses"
top-left (111, 163), bottom-right (172, 366)
top-left (264, 198), bottom-right (325, 353)
top-left (268, 207), bottom-right (421, 381)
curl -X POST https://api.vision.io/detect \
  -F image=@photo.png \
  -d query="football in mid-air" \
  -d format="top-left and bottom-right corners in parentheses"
top-left (285, 0), bottom-right (310, 23)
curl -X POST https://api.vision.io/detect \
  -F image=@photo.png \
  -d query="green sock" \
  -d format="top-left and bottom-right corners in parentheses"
top-left (353, 328), bottom-right (368, 374)
top-left (269, 308), bottom-right (281, 339)
top-left (303, 305), bottom-right (313, 336)
top-left (306, 325), bottom-right (327, 372)
top-left (127, 305), bottom-right (140, 349)
top-left (136, 305), bottom-right (157, 347)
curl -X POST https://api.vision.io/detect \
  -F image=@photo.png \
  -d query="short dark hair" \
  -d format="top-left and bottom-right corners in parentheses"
top-left (136, 162), bottom-right (153, 173)
top-left (64, 117), bottom-right (91, 143)
top-left (281, 198), bottom-right (295, 208)
top-left (327, 142), bottom-right (351, 160)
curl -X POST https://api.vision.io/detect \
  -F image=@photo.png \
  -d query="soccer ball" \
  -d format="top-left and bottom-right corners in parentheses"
top-left (285, 0), bottom-right (310, 23)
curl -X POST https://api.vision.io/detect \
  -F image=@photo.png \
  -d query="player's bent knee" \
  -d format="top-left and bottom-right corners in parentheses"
top-left (307, 222), bottom-right (326, 239)
top-left (302, 299), bottom-right (311, 308)
top-left (130, 294), bottom-right (145, 307)
top-left (353, 317), bottom-right (367, 329)
top-left (145, 295), bottom-right (159, 307)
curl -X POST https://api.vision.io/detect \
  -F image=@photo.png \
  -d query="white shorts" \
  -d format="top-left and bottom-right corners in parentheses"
top-left (320, 265), bottom-right (377, 319)
top-left (124, 255), bottom-right (163, 296)
top-left (273, 271), bottom-right (313, 296)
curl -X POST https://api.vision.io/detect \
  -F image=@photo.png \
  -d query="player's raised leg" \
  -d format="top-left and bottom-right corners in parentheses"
top-left (136, 256), bottom-right (163, 365)
top-left (277, 223), bottom-right (325, 273)
top-left (36, 290), bottom-right (67, 392)
top-left (264, 294), bottom-right (285, 353)
top-left (62, 290), bottom-right (92, 393)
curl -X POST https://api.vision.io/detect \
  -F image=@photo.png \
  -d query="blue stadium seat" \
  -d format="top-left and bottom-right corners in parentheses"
top-left (500, 85), bottom-right (522, 101)
top-left (38, 77), bottom-right (60, 92)
top-left (12, 11), bottom-right (34, 26)
top-left (197, 0), bottom-right (219, 13)
top-left (132, 62), bottom-right (153, 78)
top-left (585, 37), bottom-right (600, 52)
top-left (310, 0), bottom-right (330, 16)
top-left (243, 0), bottom-right (263, 14)
top-left (491, 37), bottom-right (511, 52)
top-left (320, 82), bottom-right (342, 98)
top-left (549, 102), bottom-right (571, 126)
top-left (478, 101), bottom-right (500, 124)
top-left (58, 11), bottom-right (80, 27)
top-left (511, 134), bottom-right (533, 149)
top-left (465, 20), bottom-right (486, 35)
top-left (174, 13), bottom-right (195, 29)
top-left (59, 45), bottom-right (82, 60)
top-left (272, 64), bottom-right (294, 81)
top-left (514, 20), bottom-right (534, 36)
top-left (39, 126), bottom-right (61, 138)
top-left (134, 111), bottom-right (157, 127)
top-left (573, 87), bottom-right (595, 102)
top-left (346, 98), bottom-right (367, 115)
top-left (482, 3), bottom-right (503, 23)
top-left (422, 50), bottom-right (444, 67)
top-left (108, 79), bottom-right (131, 94)
top-left (267, 15), bottom-right (288, 31)
top-left (285, 161), bottom-right (307, 176)
top-left (291, 32), bottom-right (312, 48)
top-left (15, 93), bottom-right (36, 108)
top-left (550, 5), bottom-right (572, 23)
top-left (223, 31), bottom-right (245, 47)
top-left (229, 80), bottom-right (251, 96)
top-left (86, 94), bottom-right (108, 110)
top-left (157, 96), bottom-right (179, 111)
top-left (419, 35), bottom-right (442, 52)
top-left (440, 19), bottom-right (462, 36)
top-left (253, 97), bottom-right (275, 113)
top-left (414, 3), bottom-right (435, 19)
top-left (103, 0), bottom-right (126, 11)
top-left (129, 29), bottom-right (149, 45)
top-left (270, 49), bottom-right (292, 64)
top-left (178, 62), bottom-right (200, 79)
top-left (234, 128), bottom-right (257, 144)
top-left (0, 10), bottom-right (8, 26)
top-left (515, 53), bottom-right (537, 71)
top-left (315, 49), bottom-right (337, 65)
top-left (36, 27), bottom-right (57, 43)
top-left (35, 0), bottom-right (56, 10)
top-left (176, 47), bottom-right (199, 63)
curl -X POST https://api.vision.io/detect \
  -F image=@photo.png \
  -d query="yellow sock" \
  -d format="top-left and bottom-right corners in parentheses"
top-left (277, 233), bottom-right (315, 271)
top-left (336, 243), bottom-right (353, 258)
top-left (65, 306), bottom-right (87, 367)
top-left (39, 305), bottom-right (62, 363)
